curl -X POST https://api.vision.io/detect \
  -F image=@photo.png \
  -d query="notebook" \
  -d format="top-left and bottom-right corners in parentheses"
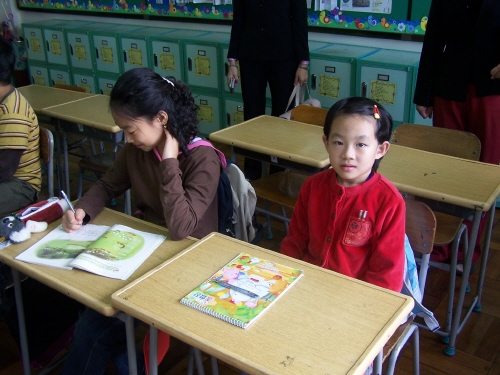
top-left (180, 252), bottom-right (304, 329)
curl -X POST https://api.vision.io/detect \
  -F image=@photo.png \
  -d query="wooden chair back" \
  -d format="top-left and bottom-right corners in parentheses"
top-left (53, 83), bottom-right (86, 93)
top-left (404, 198), bottom-right (436, 255)
top-left (391, 123), bottom-right (481, 161)
top-left (289, 105), bottom-right (328, 127)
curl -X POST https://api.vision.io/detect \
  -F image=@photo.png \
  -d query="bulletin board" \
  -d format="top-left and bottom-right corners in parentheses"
top-left (16, 0), bottom-right (432, 36)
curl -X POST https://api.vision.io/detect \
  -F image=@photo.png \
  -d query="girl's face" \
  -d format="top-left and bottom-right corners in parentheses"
top-left (322, 114), bottom-right (389, 187)
top-left (111, 109), bottom-right (166, 152)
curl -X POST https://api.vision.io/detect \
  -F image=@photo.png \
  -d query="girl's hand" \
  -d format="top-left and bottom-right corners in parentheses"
top-left (162, 126), bottom-right (179, 160)
top-left (62, 208), bottom-right (85, 232)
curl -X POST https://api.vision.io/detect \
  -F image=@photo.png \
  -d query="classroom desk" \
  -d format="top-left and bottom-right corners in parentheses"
top-left (0, 208), bottom-right (196, 375)
top-left (17, 85), bottom-right (96, 192)
top-left (112, 232), bottom-right (414, 375)
top-left (379, 144), bottom-right (500, 355)
top-left (209, 115), bottom-right (329, 173)
top-left (17, 84), bottom-right (94, 112)
top-left (41, 95), bottom-right (124, 199)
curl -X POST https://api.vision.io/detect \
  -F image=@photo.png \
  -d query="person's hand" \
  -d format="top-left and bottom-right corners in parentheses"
top-left (416, 105), bottom-right (433, 119)
top-left (62, 208), bottom-right (85, 232)
top-left (294, 67), bottom-right (308, 86)
top-left (226, 65), bottom-right (240, 87)
top-left (161, 126), bottom-right (179, 160)
top-left (491, 63), bottom-right (500, 79)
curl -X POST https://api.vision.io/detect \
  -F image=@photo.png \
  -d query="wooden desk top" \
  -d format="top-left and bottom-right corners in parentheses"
top-left (17, 84), bottom-right (94, 112)
top-left (112, 233), bottom-right (413, 375)
top-left (379, 145), bottom-right (500, 211)
top-left (209, 115), bottom-right (330, 169)
top-left (41, 95), bottom-right (121, 133)
top-left (0, 209), bottom-right (195, 316)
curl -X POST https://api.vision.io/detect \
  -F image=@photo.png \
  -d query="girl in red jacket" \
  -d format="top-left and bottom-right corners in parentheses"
top-left (281, 97), bottom-right (405, 293)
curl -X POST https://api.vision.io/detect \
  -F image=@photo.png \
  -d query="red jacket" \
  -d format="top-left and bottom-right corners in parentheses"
top-left (281, 169), bottom-right (405, 292)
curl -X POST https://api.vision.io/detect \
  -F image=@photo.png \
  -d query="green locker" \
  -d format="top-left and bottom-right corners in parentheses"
top-left (410, 0), bottom-right (432, 22)
top-left (42, 20), bottom-right (92, 66)
top-left (191, 88), bottom-right (222, 136)
top-left (120, 27), bottom-right (175, 72)
top-left (410, 63), bottom-right (432, 126)
top-left (72, 69), bottom-right (98, 93)
top-left (96, 74), bottom-right (120, 96)
top-left (150, 29), bottom-right (208, 82)
top-left (356, 49), bottom-right (421, 127)
top-left (92, 25), bottom-right (144, 75)
top-left (184, 32), bottom-right (230, 91)
top-left (49, 64), bottom-right (72, 86)
top-left (308, 41), bottom-right (332, 53)
top-left (22, 19), bottom-right (68, 63)
top-left (66, 22), bottom-right (118, 71)
top-left (310, 44), bottom-right (379, 109)
top-left (28, 62), bottom-right (50, 86)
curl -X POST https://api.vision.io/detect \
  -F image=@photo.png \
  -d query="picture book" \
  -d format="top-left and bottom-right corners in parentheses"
top-left (180, 252), bottom-right (304, 329)
top-left (15, 224), bottom-right (166, 280)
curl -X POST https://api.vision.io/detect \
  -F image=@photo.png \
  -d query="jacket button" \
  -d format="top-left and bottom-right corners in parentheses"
top-left (327, 237), bottom-right (332, 242)
top-left (331, 213), bottom-right (335, 219)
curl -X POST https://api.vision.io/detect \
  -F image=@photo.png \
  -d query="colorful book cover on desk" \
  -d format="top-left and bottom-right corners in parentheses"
top-left (15, 224), bottom-right (166, 280)
top-left (180, 252), bottom-right (304, 329)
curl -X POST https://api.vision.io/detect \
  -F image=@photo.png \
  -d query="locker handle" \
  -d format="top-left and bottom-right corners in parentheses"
top-left (154, 54), bottom-right (158, 67)
top-left (123, 51), bottom-right (127, 63)
top-left (226, 113), bottom-right (231, 127)
top-left (95, 48), bottom-right (99, 59)
top-left (311, 74), bottom-right (317, 90)
top-left (188, 58), bottom-right (193, 71)
top-left (26, 39), bottom-right (30, 49)
top-left (46, 41), bottom-right (50, 52)
top-left (361, 82), bottom-right (367, 98)
top-left (70, 44), bottom-right (73, 56)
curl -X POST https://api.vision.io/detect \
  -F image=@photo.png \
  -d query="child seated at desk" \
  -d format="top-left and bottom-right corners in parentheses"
top-left (60, 67), bottom-right (224, 375)
top-left (281, 97), bottom-right (405, 293)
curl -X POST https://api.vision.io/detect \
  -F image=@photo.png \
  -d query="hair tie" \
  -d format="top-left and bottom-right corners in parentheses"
top-left (373, 105), bottom-right (380, 119)
top-left (162, 76), bottom-right (174, 87)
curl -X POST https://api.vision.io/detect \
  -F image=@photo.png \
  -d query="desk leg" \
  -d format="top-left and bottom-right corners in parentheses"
top-left (149, 326), bottom-right (158, 375)
top-left (12, 269), bottom-right (31, 375)
top-left (445, 210), bottom-right (481, 356)
top-left (52, 119), bottom-right (64, 195)
top-left (372, 350), bottom-right (382, 375)
top-left (121, 313), bottom-right (138, 375)
top-left (230, 146), bottom-right (236, 164)
top-left (474, 205), bottom-right (495, 311)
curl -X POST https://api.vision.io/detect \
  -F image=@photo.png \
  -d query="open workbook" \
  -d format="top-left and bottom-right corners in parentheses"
top-left (15, 224), bottom-right (166, 280)
top-left (180, 252), bottom-right (304, 329)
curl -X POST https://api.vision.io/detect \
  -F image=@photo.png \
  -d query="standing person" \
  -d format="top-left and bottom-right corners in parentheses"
top-left (226, 0), bottom-right (310, 181)
top-left (281, 97), bottom-right (405, 293)
top-left (413, 0), bottom-right (500, 264)
top-left (0, 37), bottom-right (41, 217)
top-left (60, 67), bottom-right (224, 375)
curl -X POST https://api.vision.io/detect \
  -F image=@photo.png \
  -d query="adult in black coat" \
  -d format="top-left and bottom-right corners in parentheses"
top-left (226, 0), bottom-right (310, 180)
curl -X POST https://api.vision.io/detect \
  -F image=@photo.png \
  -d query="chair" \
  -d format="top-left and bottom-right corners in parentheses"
top-left (39, 126), bottom-right (55, 198)
top-left (376, 198), bottom-right (437, 375)
top-left (391, 123), bottom-right (481, 353)
top-left (251, 105), bottom-right (329, 237)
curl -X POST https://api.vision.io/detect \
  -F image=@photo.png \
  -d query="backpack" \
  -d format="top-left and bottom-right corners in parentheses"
top-left (186, 139), bottom-right (235, 238)
top-left (401, 234), bottom-right (440, 331)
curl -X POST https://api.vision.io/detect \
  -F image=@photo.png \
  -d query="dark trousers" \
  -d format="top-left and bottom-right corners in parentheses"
top-left (239, 59), bottom-right (297, 180)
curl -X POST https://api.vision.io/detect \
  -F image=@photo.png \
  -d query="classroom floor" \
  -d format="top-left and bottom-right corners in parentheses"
top-left (0, 134), bottom-right (499, 375)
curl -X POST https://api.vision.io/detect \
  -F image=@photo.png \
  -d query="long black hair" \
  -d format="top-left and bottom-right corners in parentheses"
top-left (109, 67), bottom-right (199, 155)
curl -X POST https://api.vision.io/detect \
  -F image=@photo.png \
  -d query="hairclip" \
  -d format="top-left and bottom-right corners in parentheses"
top-left (373, 105), bottom-right (380, 120)
top-left (162, 76), bottom-right (174, 87)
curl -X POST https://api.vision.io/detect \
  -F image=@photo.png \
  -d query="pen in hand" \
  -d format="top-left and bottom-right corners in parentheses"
top-left (60, 190), bottom-right (76, 214)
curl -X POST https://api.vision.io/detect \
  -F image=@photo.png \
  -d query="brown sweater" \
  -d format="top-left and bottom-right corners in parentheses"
top-left (76, 143), bottom-right (221, 240)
